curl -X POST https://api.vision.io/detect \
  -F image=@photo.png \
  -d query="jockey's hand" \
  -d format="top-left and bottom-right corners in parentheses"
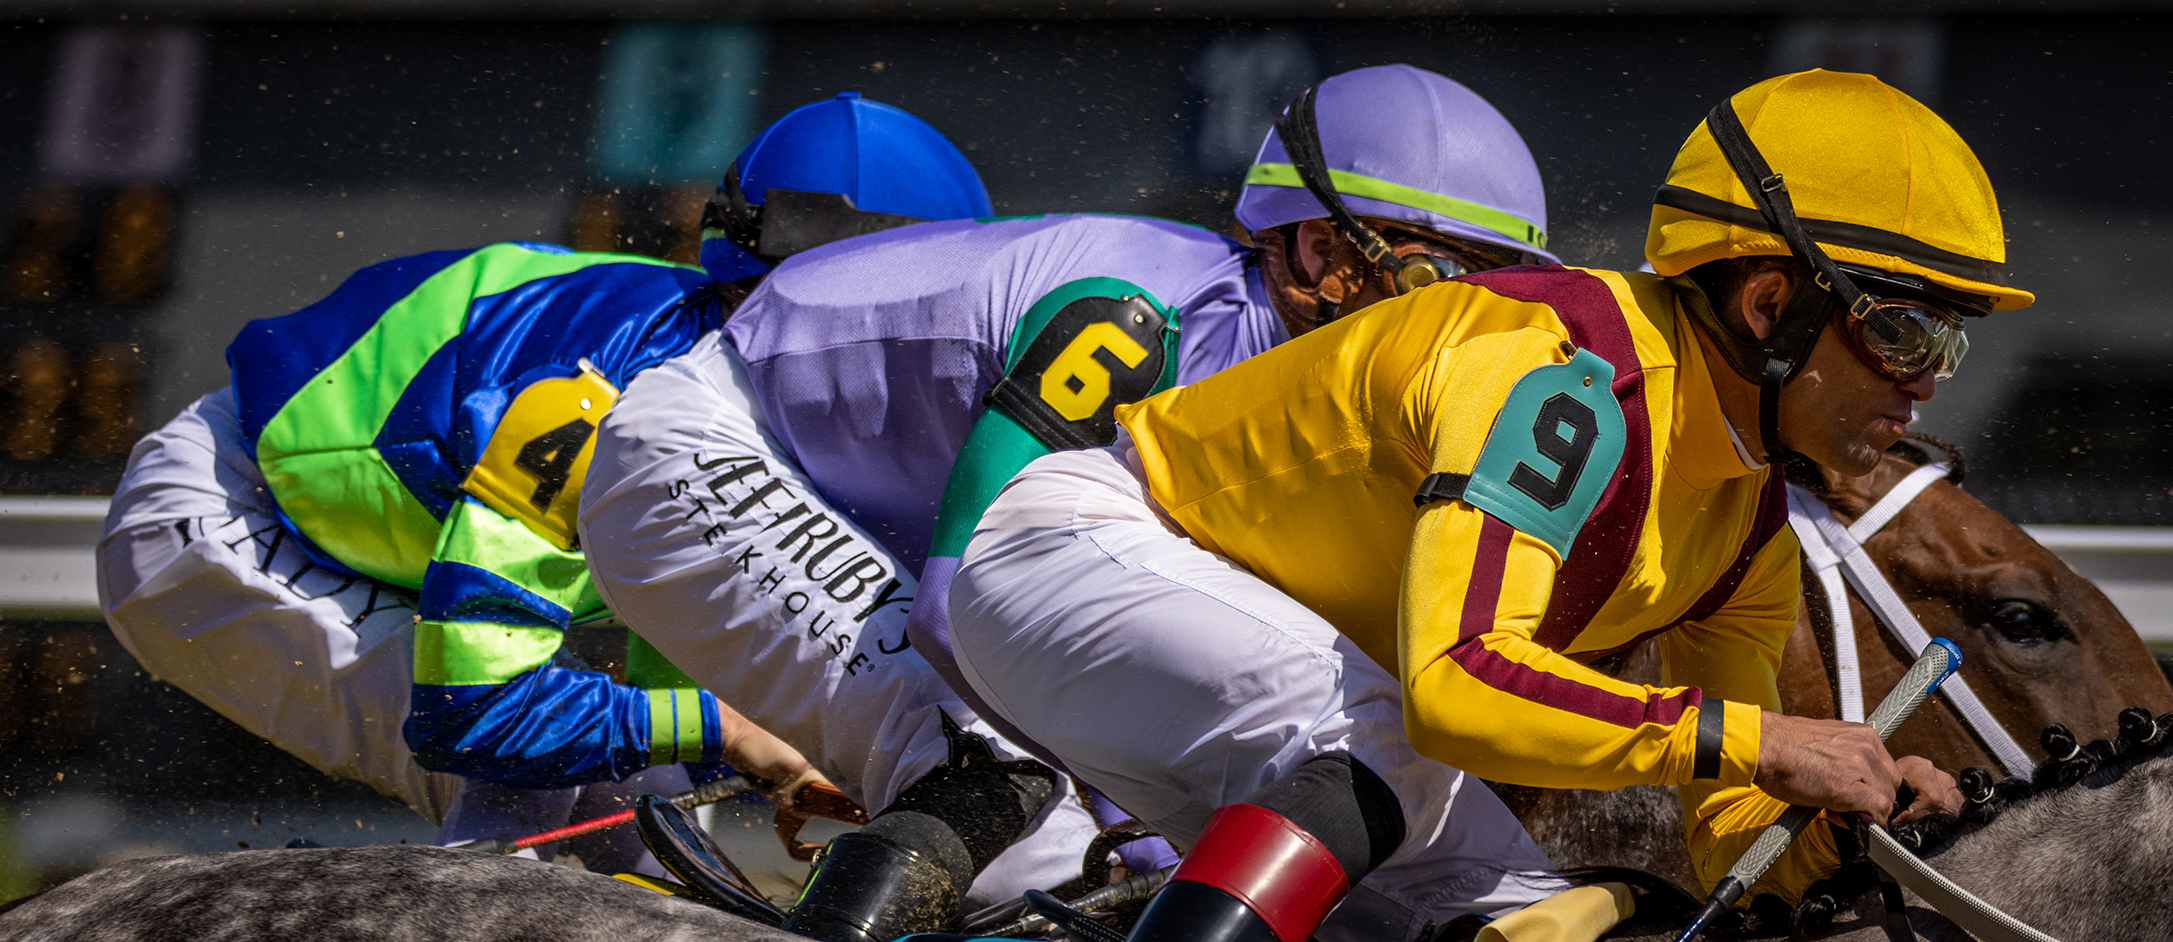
top-left (1890, 755), bottom-right (1962, 825)
top-left (715, 703), bottom-right (830, 810)
top-left (1754, 711), bottom-right (1901, 822)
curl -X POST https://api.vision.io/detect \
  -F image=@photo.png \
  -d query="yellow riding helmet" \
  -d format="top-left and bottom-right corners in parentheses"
top-left (1646, 69), bottom-right (2033, 311)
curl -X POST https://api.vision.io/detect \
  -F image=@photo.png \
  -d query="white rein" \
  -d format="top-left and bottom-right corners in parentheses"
top-left (1786, 463), bottom-right (2038, 780)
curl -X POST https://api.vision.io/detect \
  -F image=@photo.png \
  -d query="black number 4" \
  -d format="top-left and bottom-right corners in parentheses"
top-left (1508, 393), bottom-right (1598, 511)
top-left (515, 418), bottom-right (596, 509)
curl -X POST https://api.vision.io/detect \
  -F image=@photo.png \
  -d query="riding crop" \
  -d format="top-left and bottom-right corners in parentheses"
top-left (1673, 637), bottom-right (1962, 942)
top-left (447, 774), bottom-right (758, 856)
top-left (976, 864), bottom-right (1177, 938)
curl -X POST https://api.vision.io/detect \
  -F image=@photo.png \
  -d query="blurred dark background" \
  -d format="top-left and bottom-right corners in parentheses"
top-left (3, 3), bottom-right (2171, 896)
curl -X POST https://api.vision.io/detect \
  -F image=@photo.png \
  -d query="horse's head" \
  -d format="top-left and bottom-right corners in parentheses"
top-left (1784, 436), bottom-right (2173, 774)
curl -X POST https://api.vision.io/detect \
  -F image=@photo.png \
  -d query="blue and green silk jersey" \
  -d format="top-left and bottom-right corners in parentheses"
top-left (228, 242), bottom-right (729, 788)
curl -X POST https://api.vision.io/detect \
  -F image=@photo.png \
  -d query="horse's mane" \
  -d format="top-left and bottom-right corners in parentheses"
top-left (1783, 705), bottom-right (2173, 934)
top-left (1782, 431), bottom-right (1970, 499)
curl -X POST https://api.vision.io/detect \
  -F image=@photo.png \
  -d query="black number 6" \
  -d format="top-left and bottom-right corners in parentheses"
top-left (1508, 393), bottom-right (1598, 510)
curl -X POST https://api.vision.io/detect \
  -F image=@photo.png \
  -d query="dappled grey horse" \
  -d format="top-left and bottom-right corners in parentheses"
top-left (1598, 708), bottom-right (2173, 941)
top-left (6, 712), bottom-right (2172, 941)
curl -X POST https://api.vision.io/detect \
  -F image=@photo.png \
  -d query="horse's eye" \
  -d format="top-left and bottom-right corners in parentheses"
top-left (1987, 599), bottom-right (2064, 645)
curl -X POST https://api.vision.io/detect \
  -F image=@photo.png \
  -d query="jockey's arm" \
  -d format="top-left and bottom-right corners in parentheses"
top-left (622, 634), bottom-right (826, 807)
top-left (1397, 332), bottom-right (1764, 794)
top-left (402, 496), bottom-right (732, 788)
top-left (1658, 529), bottom-right (1846, 904)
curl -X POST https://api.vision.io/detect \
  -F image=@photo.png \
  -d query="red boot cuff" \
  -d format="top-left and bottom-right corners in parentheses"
top-left (1171, 803), bottom-right (1351, 942)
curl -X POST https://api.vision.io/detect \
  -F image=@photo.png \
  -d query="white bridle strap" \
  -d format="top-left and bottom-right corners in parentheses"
top-left (1788, 487), bottom-right (1865, 724)
top-left (1847, 463), bottom-right (1950, 546)
top-left (1786, 466), bottom-right (2038, 780)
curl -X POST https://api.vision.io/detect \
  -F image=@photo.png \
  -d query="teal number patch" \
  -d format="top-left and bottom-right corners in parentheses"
top-left (1463, 349), bottom-right (1626, 559)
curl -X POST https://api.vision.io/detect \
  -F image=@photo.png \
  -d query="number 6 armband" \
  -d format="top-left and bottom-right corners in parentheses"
top-left (926, 278), bottom-right (1180, 562)
top-left (1417, 348), bottom-right (1626, 561)
top-left (983, 277), bottom-right (1181, 451)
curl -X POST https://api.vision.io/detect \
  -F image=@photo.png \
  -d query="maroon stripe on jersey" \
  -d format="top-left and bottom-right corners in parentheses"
top-left (1456, 266), bottom-right (1655, 653)
top-left (1577, 468), bottom-right (1791, 663)
top-left (1449, 513), bottom-right (1699, 729)
top-left (1672, 468), bottom-right (1791, 627)
top-left (1458, 514), bottom-right (1516, 643)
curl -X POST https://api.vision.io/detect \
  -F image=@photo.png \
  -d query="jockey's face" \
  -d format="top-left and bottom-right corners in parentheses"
top-left (1779, 316), bottom-right (1939, 477)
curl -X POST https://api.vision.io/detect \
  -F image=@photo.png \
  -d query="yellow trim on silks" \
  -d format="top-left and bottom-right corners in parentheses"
top-left (1245, 162), bottom-right (1547, 251)
top-left (462, 367), bottom-right (620, 550)
top-left (613, 872), bottom-right (693, 896)
top-left (646, 688), bottom-right (704, 766)
top-left (413, 620), bottom-right (564, 686)
top-left (1476, 883), bottom-right (1635, 942)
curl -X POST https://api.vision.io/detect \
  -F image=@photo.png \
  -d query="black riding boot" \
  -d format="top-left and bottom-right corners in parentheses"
top-left (782, 715), bottom-right (1057, 942)
top-left (1126, 752), bottom-right (1406, 942)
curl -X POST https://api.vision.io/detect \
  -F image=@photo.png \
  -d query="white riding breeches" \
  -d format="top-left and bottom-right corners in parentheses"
top-left (948, 443), bottom-right (1564, 942)
top-left (579, 332), bottom-right (1096, 911)
top-left (100, 390), bottom-right (669, 875)
top-left (98, 388), bottom-right (465, 823)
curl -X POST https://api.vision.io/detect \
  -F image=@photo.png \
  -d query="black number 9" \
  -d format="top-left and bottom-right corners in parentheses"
top-left (1508, 393), bottom-right (1598, 510)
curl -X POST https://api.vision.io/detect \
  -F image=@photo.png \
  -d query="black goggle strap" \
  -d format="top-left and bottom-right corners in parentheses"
top-left (701, 162), bottom-right (764, 255)
top-left (1705, 99), bottom-right (1902, 464)
top-left (1275, 84), bottom-right (1408, 296)
top-left (1704, 101), bottom-right (1902, 346)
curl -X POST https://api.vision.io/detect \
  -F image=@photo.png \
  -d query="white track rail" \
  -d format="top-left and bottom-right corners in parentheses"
top-left (3, 499), bottom-right (2172, 636)
top-left (2021, 525), bottom-right (2173, 643)
top-left (0, 497), bottom-right (110, 620)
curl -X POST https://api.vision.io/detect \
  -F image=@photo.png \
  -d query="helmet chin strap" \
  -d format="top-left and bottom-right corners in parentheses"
top-left (1759, 359), bottom-right (1788, 466)
top-left (1753, 280), bottom-right (1836, 463)
top-left (1275, 83), bottom-right (1405, 325)
top-left (1700, 97), bottom-right (1898, 465)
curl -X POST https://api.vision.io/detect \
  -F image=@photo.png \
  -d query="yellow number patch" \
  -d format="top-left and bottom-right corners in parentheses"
top-left (1038, 321), bottom-right (1150, 422)
top-left (462, 368), bottom-right (619, 549)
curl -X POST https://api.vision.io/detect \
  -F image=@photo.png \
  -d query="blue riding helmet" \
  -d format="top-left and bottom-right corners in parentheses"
top-left (701, 92), bottom-right (993, 281)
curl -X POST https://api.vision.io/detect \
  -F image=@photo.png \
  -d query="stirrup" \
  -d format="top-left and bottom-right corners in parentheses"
top-left (781, 830), bottom-right (962, 942)
top-left (633, 794), bottom-right (787, 925)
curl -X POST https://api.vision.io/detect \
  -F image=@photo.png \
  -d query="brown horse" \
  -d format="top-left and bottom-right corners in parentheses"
top-left (1779, 438), bottom-right (2173, 772)
top-left (1504, 437), bottom-right (2173, 892)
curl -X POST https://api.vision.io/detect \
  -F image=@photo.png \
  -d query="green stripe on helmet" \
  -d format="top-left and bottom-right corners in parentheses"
top-left (1245, 162), bottom-right (1548, 252)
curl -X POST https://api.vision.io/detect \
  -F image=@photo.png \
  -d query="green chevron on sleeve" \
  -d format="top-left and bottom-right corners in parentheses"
top-left (256, 244), bottom-right (652, 587)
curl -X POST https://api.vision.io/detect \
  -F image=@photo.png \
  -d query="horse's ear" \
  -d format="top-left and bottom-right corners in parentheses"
top-left (1790, 454), bottom-right (1883, 521)
top-left (1893, 431), bottom-right (1969, 486)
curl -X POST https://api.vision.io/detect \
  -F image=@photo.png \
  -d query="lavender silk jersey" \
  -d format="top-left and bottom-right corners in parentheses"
top-left (724, 213), bottom-right (1286, 574)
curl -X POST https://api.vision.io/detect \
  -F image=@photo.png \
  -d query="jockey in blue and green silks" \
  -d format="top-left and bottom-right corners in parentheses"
top-left (98, 92), bottom-right (999, 828)
top-left (229, 242), bottom-right (731, 785)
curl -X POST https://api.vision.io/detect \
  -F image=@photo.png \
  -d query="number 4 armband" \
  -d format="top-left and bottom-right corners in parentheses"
top-left (1416, 347), bottom-right (1626, 561)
